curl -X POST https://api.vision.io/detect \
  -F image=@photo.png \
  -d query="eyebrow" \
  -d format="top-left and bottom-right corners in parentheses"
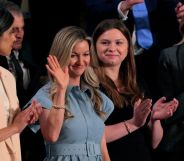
top-left (72, 51), bottom-right (90, 55)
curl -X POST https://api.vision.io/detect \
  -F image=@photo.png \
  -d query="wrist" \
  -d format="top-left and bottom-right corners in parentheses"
top-left (148, 118), bottom-right (160, 129)
top-left (10, 124), bottom-right (20, 134)
top-left (123, 121), bottom-right (131, 134)
top-left (121, 0), bottom-right (132, 11)
top-left (124, 119), bottom-right (140, 133)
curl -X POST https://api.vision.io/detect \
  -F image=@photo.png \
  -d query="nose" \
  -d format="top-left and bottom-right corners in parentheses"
top-left (15, 28), bottom-right (24, 38)
top-left (76, 55), bottom-right (83, 64)
top-left (12, 34), bottom-right (16, 42)
top-left (108, 43), bottom-right (116, 51)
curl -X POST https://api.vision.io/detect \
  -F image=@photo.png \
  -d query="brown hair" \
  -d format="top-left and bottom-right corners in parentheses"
top-left (91, 19), bottom-right (142, 108)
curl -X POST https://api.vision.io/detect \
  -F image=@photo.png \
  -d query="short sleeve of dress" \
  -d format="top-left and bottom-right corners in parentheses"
top-left (25, 82), bottom-right (53, 133)
top-left (98, 90), bottom-right (114, 122)
top-left (25, 82), bottom-right (53, 109)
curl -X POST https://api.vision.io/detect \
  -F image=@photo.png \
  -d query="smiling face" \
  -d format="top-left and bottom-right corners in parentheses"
top-left (0, 25), bottom-right (16, 56)
top-left (68, 40), bottom-right (90, 80)
top-left (96, 28), bottom-right (128, 67)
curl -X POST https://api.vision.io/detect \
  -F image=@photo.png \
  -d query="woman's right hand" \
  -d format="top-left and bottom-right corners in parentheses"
top-left (12, 100), bottom-right (42, 133)
top-left (46, 55), bottom-right (69, 90)
top-left (129, 98), bottom-right (152, 127)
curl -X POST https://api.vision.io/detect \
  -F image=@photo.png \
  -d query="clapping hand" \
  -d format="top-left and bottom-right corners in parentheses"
top-left (151, 97), bottom-right (179, 121)
top-left (130, 98), bottom-right (152, 127)
top-left (12, 100), bottom-right (42, 133)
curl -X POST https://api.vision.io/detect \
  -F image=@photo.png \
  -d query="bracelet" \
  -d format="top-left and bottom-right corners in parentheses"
top-left (123, 121), bottom-right (131, 134)
top-left (52, 104), bottom-right (65, 110)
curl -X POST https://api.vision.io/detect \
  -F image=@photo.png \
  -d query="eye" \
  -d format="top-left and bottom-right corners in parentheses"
top-left (71, 54), bottom-right (77, 58)
top-left (101, 41), bottom-right (110, 45)
top-left (83, 52), bottom-right (90, 56)
top-left (116, 41), bottom-right (123, 45)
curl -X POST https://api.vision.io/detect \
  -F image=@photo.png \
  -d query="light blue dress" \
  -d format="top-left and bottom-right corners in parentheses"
top-left (29, 82), bottom-right (114, 161)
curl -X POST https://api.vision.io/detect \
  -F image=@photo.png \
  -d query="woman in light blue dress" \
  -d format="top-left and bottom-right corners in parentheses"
top-left (29, 26), bottom-right (114, 161)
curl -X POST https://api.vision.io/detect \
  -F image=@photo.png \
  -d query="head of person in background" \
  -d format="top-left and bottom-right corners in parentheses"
top-left (91, 18), bottom-right (142, 107)
top-left (0, 7), bottom-right (16, 55)
top-left (1, 1), bottom-right (24, 50)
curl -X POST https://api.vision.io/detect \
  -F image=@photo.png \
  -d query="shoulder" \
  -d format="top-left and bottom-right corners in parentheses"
top-left (0, 66), bottom-right (15, 80)
top-left (27, 82), bottom-right (52, 109)
top-left (159, 45), bottom-right (179, 63)
top-left (98, 90), bottom-right (114, 121)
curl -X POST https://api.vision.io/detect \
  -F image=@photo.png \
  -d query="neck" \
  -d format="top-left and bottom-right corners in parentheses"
top-left (103, 65), bottom-right (120, 84)
top-left (69, 77), bottom-right (80, 86)
top-left (175, 37), bottom-right (184, 45)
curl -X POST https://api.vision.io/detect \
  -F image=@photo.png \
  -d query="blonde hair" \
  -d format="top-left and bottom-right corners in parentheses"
top-left (49, 26), bottom-right (104, 118)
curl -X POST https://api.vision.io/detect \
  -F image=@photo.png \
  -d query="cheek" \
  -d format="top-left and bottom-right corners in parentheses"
top-left (96, 44), bottom-right (106, 54)
top-left (85, 57), bottom-right (91, 66)
top-left (96, 48), bottom-right (106, 61)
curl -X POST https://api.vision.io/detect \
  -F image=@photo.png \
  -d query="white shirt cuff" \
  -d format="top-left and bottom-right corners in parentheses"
top-left (117, 1), bottom-right (129, 21)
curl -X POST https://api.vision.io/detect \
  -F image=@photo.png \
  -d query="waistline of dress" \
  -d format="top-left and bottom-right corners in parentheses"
top-left (46, 142), bottom-right (101, 157)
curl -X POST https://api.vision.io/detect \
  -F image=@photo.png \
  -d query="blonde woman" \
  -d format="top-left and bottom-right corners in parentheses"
top-left (29, 26), bottom-right (114, 161)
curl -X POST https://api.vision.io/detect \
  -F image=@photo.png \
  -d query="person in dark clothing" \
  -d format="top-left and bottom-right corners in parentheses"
top-left (156, 15), bottom-right (184, 161)
top-left (91, 19), bottom-right (179, 161)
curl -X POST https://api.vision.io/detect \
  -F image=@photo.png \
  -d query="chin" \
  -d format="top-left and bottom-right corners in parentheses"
top-left (13, 45), bottom-right (22, 50)
top-left (1, 51), bottom-right (11, 56)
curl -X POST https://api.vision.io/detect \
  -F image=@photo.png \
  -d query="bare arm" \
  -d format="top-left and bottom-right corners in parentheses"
top-left (105, 98), bottom-right (152, 142)
top-left (101, 131), bottom-right (111, 161)
top-left (40, 55), bottom-right (69, 142)
top-left (0, 100), bottom-right (42, 142)
top-left (148, 97), bottom-right (178, 149)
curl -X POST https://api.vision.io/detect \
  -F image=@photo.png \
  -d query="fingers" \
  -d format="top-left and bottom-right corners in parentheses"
top-left (47, 55), bottom-right (58, 68)
top-left (63, 66), bottom-right (69, 74)
top-left (157, 97), bottom-right (166, 104)
top-left (140, 99), bottom-right (152, 111)
top-left (176, 3), bottom-right (184, 22)
top-left (26, 100), bottom-right (42, 124)
top-left (134, 98), bottom-right (141, 109)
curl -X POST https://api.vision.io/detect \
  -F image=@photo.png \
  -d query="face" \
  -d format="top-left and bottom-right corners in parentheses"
top-left (0, 25), bottom-right (16, 56)
top-left (96, 29), bottom-right (128, 67)
top-left (68, 40), bottom-right (90, 79)
top-left (11, 13), bottom-right (24, 50)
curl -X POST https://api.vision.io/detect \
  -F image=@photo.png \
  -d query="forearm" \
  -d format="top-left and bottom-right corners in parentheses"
top-left (105, 119), bottom-right (140, 143)
top-left (148, 119), bottom-right (163, 149)
top-left (0, 125), bottom-right (19, 142)
top-left (41, 89), bottom-right (66, 142)
top-left (101, 132), bottom-right (111, 161)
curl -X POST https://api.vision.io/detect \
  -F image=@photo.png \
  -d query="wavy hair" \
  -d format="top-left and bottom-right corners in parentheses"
top-left (49, 26), bottom-right (104, 118)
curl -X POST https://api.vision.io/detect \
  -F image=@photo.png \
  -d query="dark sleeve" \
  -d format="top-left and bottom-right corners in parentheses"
top-left (158, 51), bottom-right (174, 99)
top-left (164, 92), bottom-right (184, 125)
top-left (84, 0), bottom-right (120, 18)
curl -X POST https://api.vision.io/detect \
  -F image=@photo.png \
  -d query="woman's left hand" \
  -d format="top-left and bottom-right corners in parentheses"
top-left (151, 97), bottom-right (179, 121)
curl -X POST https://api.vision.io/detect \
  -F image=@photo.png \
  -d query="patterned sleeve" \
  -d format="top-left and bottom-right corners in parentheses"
top-left (99, 90), bottom-right (114, 122)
